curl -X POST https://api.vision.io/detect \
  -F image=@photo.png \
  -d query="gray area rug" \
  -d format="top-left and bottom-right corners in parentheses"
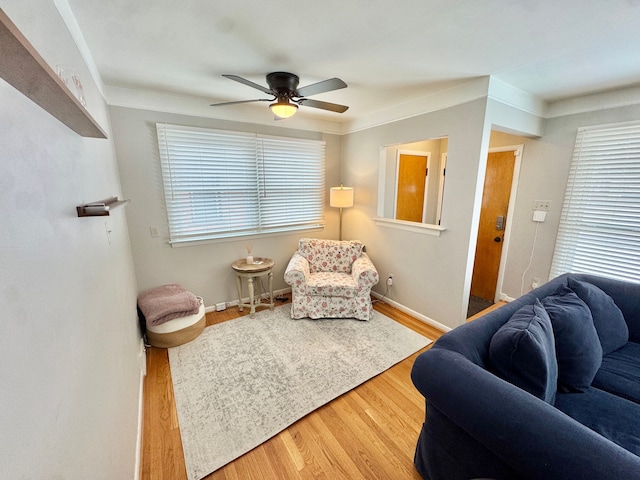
top-left (168, 304), bottom-right (432, 480)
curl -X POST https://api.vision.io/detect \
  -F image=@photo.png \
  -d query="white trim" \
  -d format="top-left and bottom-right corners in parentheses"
top-left (487, 145), bottom-right (524, 303)
top-left (499, 293), bottom-right (516, 303)
top-left (104, 78), bottom-right (640, 135)
top-left (168, 226), bottom-right (324, 248)
top-left (374, 217), bottom-right (445, 236)
top-left (371, 292), bottom-right (452, 333)
top-left (53, 0), bottom-right (106, 98)
top-left (376, 146), bottom-right (388, 218)
top-left (488, 77), bottom-right (548, 117)
top-left (134, 338), bottom-right (146, 480)
top-left (203, 287), bottom-right (293, 313)
top-left (547, 85), bottom-right (640, 119)
top-left (436, 153), bottom-right (447, 225)
top-left (343, 77), bottom-right (490, 134)
top-left (106, 85), bottom-right (345, 135)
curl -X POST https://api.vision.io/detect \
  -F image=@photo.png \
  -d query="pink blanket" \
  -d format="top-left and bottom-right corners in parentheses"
top-left (138, 284), bottom-right (200, 327)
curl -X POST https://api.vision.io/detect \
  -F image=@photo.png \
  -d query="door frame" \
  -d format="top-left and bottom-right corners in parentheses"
top-left (480, 144), bottom-right (523, 303)
top-left (435, 152), bottom-right (447, 225)
top-left (394, 149), bottom-right (431, 223)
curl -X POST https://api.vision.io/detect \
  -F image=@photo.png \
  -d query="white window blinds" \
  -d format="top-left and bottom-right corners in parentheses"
top-left (550, 122), bottom-right (640, 283)
top-left (156, 123), bottom-right (325, 244)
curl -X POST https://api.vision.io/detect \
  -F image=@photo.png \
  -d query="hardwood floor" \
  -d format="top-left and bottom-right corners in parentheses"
top-left (140, 300), bottom-right (445, 480)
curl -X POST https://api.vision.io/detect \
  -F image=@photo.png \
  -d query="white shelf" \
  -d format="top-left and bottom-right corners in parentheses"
top-left (0, 8), bottom-right (107, 138)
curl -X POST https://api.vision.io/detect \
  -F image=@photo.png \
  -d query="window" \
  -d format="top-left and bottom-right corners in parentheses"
top-left (550, 121), bottom-right (640, 283)
top-left (156, 123), bottom-right (325, 245)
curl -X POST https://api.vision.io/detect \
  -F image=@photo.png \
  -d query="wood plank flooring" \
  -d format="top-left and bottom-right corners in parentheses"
top-left (140, 300), bottom-right (446, 480)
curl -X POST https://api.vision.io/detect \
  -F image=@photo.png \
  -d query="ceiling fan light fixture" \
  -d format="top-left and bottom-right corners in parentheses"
top-left (270, 100), bottom-right (298, 118)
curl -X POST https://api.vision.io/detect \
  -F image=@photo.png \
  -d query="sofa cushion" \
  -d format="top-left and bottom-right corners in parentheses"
top-left (298, 238), bottom-right (363, 274)
top-left (489, 299), bottom-right (558, 403)
top-left (568, 277), bottom-right (629, 355)
top-left (542, 285), bottom-right (602, 393)
top-left (555, 387), bottom-right (640, 457)
top-left (306, 272), bottom-right (360, 298)
top-left (592, 342), bottom-right (640, 404)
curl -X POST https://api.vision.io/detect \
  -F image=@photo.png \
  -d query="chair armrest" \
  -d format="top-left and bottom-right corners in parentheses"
top-left (284, 252), bottom-right (310, 287)
top-left (351, 253), bottom-right (379, 288)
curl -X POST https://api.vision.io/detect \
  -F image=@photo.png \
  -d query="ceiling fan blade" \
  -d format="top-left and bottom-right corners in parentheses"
top-left (298, 98), bottom-right (349, 113)
top-left (295, 77), bottom-right (347, 97)
top-left (210, 98), bottom-right (272, 107)
top-left (222, 74), bottom-right (273, 95)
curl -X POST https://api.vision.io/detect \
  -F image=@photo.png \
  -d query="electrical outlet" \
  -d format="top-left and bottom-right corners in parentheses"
top-left (215, 302), bottom-right (226, 311)
top-left (387, 274), bottom-right (394, 287)
top-left (532, 277), bottom-right (540, 289)
top-left (533, 200), bottom-right (551, 211)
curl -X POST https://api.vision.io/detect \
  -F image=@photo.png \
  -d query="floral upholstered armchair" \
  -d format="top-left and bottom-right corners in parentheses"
top-left (284, 238), bottom-right (379, 320)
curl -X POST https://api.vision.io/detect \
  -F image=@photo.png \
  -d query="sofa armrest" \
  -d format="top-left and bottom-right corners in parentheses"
top-left (351, 253), bottom-right (379, 288)
top-left (412, 347), bottom-right (640, 480)
top-left (284, 252), bottom-right (310, 288)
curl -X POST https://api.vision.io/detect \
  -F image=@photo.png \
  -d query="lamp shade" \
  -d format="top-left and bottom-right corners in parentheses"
top-left (330, 186), bottom-right (354, 208)
top-left (269, 100), bottom-right (298, 119)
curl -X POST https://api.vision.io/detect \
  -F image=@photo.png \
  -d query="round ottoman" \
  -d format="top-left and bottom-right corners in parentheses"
top-left (146, 297), bottom-right (206, 348)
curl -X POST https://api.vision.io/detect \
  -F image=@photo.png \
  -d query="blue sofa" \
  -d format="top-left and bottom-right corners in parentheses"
top-left (411, 273), bottom-right (640, 479)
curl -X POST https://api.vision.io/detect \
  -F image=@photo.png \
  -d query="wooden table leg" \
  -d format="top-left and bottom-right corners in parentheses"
top-left (268, 270), bottom-right (274, 310)
top-left (247, 276), bottom-right (255, 316)
top-left (235, 275), bottom-right (243, 311)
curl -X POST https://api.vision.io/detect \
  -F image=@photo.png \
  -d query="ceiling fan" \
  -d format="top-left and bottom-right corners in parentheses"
top-left (210, 72), bottom-right (349, 119)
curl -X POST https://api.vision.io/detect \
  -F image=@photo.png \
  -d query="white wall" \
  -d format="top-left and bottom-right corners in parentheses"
top-left (110, 106), bottom-right (342, 307)
top-left (351, 92), bottom-right (640, 330)
top-left (0, 3), bottom-right (141, 479)
top-left (342, 99), bottom-right (490, 330)
top-left (497, 103), bottom-right (640, 299)
top-left (341, 96), bottom-right (548, 330)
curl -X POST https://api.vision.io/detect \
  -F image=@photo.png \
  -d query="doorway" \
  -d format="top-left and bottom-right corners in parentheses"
top-left (468, 146), bottom-right (522, 317)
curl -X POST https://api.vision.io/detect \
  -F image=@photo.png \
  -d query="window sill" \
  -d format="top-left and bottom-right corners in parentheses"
top-left (168, 225), bottom-right (325, 248)
top-left (373, 217), bottom-right (445, 236)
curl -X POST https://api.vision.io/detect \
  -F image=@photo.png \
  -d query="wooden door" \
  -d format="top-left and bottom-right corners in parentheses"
top-left (395, 153), bottom-right (428, 222)
top-left (470, 150), bottom-right (516, 301)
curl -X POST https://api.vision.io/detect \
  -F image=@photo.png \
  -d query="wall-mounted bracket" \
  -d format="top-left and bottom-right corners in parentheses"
top-left (76, 196), bottom-right (130, 217)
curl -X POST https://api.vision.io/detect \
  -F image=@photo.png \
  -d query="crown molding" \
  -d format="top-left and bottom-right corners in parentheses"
top-left (487, 77), bottom-right (548, 118)
top-left (342, 77), bottom-right (492, 134)
top-left (105, 78), bottom-right (640, 137)
top-left (546, 84), bottom-right (640, 118)
top-left (54, 0), bottom-right (105, 98)
top-left (105, 85), bottom-right (345, 135)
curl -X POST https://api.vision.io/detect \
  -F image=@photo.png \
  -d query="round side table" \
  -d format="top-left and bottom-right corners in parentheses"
top-left (231, 257), bottom-right (275, 317)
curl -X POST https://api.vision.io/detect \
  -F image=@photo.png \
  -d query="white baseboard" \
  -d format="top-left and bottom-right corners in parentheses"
top-left (204, 287), bottom-right (293, 313)
top-left (371, 292), bottom-right (452, 333)
top-left (203, 288), bottom-right (452, 334)
top-left (134, 339), bottom-right (146, 480)
top-left (499, 293), bottom-right (516, 302)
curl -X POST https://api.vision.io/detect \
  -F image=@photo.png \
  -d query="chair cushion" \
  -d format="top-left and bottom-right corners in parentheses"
top-left (567, 277), bottom-right (629, 355)
top-left (489, 299), bottom-right (558, 403)
top-left (306, 272), bottom-right (360, 297)
top-left (593, 342), bottom-right (640, 404)
top-left (555, 387), bottom-right (640, 457)
top-left (298, 238), bottom-right (363, 274)
top-left (542, 285), bottom-right (603, 393)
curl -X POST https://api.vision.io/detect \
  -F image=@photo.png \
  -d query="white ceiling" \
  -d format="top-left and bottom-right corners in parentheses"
top-left (66, 0), bottom-right (640, 124)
